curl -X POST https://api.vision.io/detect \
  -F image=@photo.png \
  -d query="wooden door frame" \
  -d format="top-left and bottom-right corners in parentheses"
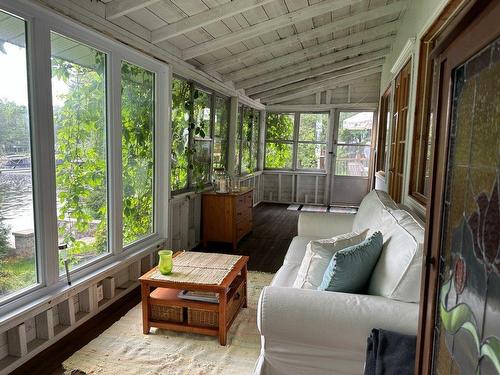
top-left (415, 1), bottom-right (498, 373)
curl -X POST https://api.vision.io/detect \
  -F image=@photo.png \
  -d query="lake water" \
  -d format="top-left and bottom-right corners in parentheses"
top-left (0, 171), bottom-right (34, 246)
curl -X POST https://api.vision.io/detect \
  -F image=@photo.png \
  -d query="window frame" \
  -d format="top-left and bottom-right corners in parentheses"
top-left (375, 86), bottom-right (392, 175)
top-left (0, 0), bottom-right (170, 310)
top-left (170, 77), bottom-right (232, 195)
top-left (264, 111), bottom-right (329, 172)
top-left (409, 37), bottom-right (435, 206)
top-left (237, 105), bottom-right (261, 176)
top-left (334, 110), bottom-right (376, 178)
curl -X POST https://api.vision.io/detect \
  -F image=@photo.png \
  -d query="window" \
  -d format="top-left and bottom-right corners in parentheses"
top-left (239, 106), bottom-right (260, 175)
top-left (388, 60), bottom-right (411, 203)
top-left (234, 105), bottom-right (242, 175)
top-left (0, 11), bottom-right (38, 298)
top-left (409, 38), bottom-right (435, 205)
top-left (51, 32), bottom-right (109, 272)
top-left (251, 110), bottom-right (261, 172)
top-left (170, 78), bottom-right (190, 191)
top-left (375, 87), bottom-right (391, 174)
top-left (335, 112), bottom-right (374, 177)
top-left (264, 113), bottom-right (294, 169)
top-left (169, 80), bottom-right (231, 192)
top-left (0, 2), bottom-right (168, 309)
top-left (265, 112), bottom-right (328, 170)
top-left (121, 61), bottom-right (155, 246)
top-left (192, 87), bottom-right (212, 187)
top-left (213, 96), bottom-right (229, 170)
top-left (297, 113), bottom-right (328, 170)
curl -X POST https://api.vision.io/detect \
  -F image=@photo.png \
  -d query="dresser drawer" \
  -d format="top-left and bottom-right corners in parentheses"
top-left (236, 217), bottom-right (252, 240)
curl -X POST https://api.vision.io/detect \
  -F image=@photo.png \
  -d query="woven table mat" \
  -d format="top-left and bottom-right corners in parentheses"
top-left (150, 252), bottom-right (242, 285)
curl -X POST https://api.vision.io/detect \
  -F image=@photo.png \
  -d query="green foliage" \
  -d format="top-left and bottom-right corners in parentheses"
top-left (170, 78), bottom-right (190, 191)
top-left (121, 62), bottom-right (154, 245)
top-left (52, 54), bottom-right (107, 266)
top-left (265, 113), bottom-right (294, 169)
top-left (0, 99), bottom-right (30, 155)
top-left (0, 190), bottom-right (10, 257)
top-left (0, 257), bottom-right (36, 296)
top-left (170, 80), bottom-right (228, 192)
top-left (51, 54), bottom-right (155, 267)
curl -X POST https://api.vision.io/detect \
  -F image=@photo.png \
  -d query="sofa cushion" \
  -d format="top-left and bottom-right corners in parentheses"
top-left (319, 231), bottom-right (384, 293)
top-left (368, 209), bottom-right (424, 303)
top-left (283, 236), bottom-right (320, 265)
top-left (353, 190), bottom-right (398, 235)
top-left (292, 231), bottom-right (366, 290)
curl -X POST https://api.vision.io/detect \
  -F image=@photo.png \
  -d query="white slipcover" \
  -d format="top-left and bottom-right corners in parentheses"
top-left (254, 190), bottom-right (423, 375)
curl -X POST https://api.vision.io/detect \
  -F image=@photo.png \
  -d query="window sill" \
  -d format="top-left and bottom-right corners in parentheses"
top-left (0, 238), bottom-right (165, 330)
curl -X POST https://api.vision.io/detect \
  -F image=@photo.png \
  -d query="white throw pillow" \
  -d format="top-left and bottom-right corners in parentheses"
top-left (367, 209), bottom-right (424, 303)
top-left (293, 231), bottom-right (367, 289)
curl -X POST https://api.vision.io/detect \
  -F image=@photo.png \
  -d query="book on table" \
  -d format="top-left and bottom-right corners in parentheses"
top-left (178, 290), bottom-right (219, 303)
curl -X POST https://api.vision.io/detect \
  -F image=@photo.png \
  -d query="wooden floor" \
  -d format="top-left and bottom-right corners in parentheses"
top-left (12, 203), bottom-right (298, 375)
top-left (195, 203), bottom-right (300, 273)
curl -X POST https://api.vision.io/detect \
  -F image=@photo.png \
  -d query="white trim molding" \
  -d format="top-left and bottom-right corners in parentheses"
top-left (390, 37), bottom-right (416, 74)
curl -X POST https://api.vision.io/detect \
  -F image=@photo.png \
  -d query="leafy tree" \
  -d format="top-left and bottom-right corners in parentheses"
top-left (51, 53), bottom-right (155, 265)
top-left (0, 100), bottom-right (30, 155)
top-left (265, 113), bottom-right (294, 169)
top-left (52, 53), bottom-right (107, 263)
top-left (121, 62), bottom-right (154, 245)
top-left (170, 78), bottom-right (190, 191)
top-left (0, 189), bottom-right (11, 257)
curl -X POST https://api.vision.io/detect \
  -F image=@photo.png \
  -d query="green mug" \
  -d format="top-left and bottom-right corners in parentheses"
top-left (158, 250), bottom-right (173, 275)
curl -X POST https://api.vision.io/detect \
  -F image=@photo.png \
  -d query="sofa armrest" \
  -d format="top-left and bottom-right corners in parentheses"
top-left (297, 212), bottom-right (355, 238)
top-left (257, 286), bottom-right (419, 350)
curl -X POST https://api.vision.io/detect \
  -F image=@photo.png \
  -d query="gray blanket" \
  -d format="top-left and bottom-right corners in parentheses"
top-left (364, 328), bottom-right (417, 375)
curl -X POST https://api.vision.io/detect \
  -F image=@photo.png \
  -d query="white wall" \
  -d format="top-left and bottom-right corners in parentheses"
top-left (379, 0), bottom-right (449, 218)
top-left (380, 0), bottom-right (448, 92)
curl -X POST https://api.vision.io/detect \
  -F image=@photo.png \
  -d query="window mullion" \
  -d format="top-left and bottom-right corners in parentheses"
top-left (28, 20), bottom-right (59, 286)
top-left (108, 53), bottom-right (123, 254)
top-left (292, 112), bottom-right (300, 170)
top-left (155, 66), bottom-right (170, 239)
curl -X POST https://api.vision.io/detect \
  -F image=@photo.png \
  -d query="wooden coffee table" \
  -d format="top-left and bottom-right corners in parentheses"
top-left (139, 252), bottom-right (249, 345)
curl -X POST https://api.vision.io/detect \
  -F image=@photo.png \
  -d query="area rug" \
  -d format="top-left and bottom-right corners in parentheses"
top-left (63, 272), bottom-right (274, 375)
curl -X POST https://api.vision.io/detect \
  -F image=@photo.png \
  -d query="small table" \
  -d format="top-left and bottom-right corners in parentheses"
top-left (139, 251), bottom-right (249, 346)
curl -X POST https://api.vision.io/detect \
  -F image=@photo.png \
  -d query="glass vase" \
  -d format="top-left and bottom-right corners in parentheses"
top-left (158, 250), bottom-right (173, 275)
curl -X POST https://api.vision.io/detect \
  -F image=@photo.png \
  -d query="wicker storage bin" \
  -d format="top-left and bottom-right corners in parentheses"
top-left (188, 277), bottom-right (245, 328)
top-left (150, 287), bottom-right (184, 323)
top-left (188, 308), bottom-right (218, 328)
top-left (151, 304), bottom-right (183, 323)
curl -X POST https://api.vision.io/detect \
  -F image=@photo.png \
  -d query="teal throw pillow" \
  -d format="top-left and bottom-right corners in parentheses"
top-left (318, 231), bottom-right (383, 293)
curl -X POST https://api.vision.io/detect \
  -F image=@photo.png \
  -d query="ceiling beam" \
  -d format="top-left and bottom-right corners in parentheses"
top-left (267, 103), bottom-right (378, 112)
top-left (255, 59), bottom-right (385, 100)
top-left (264, 68), bottom-right (382, 104)
top-left (202, 1), bottom-right (406, 73)
top-left (180, 0), bottom-right (365, 60)
top-left (105, 0), bottom-right (160, 21)
top-left (151, 0), bottom-right (277, 43)
top-left (235, 37), bottom-right (392, 89)
top-left (245, 49), bottom-right (388, 95)
top-left (224, 21), bottom-right (398, 83)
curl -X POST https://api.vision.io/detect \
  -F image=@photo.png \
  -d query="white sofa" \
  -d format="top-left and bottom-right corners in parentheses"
top-left (254, 190), bottom-right (424, 375)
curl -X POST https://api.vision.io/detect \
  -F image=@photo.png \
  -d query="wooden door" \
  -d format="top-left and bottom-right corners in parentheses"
top-left (416, 1), bottom-right (500, 374)
top-left (388, 59), bottom-right (411, 203)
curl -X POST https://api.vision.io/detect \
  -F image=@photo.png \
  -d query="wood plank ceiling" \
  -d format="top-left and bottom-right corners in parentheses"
top-left (98, 0), bottom-right (407, 104)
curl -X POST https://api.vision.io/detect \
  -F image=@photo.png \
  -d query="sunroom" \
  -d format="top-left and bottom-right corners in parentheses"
top-left (0, 0), bottom-right (499, 374)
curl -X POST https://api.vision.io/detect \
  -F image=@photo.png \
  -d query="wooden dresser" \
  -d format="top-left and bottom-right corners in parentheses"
top-left (202, 188), bottom-right (253, 249)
